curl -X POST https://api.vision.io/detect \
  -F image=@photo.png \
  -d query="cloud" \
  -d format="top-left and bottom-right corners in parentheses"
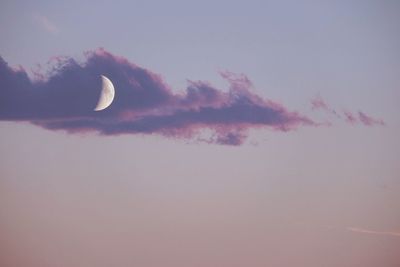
top-left (33, 13), bottom-right (59, 34)
top-left (343, 110), bottom-right (385, 126)
top-left (0, 48), bottom-right (315, 145)
top-left (358, 111), bottom-right (385, 126)
top-left (310, 95), bottom-right (340, 118)
top-left (346, 227), bottom-right (400, 238)
top-left (343, 110), bottom-right (358, 124)
top-left (311, 96), bottom-right (385, 127)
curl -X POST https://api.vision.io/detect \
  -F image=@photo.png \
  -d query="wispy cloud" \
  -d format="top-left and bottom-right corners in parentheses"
top-left (346, 227), bottom-right (400, 238)
top-left (311, 96), bottom-right (385, 127)
top-left (310, 95), bottom-right (340, 118)
top-left (33, 13), bottom-right (59, 34)
top-left (343, 110), bottom-right (358, 124)
top-left (358, 111), bottom-right (385, 126)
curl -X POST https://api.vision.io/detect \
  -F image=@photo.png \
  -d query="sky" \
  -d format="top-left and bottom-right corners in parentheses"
top-left (1, 0), bottom-right (400, 266)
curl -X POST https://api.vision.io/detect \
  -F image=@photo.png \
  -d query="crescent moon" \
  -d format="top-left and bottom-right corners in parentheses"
top-left (94, 75), bottom-right (115, 111)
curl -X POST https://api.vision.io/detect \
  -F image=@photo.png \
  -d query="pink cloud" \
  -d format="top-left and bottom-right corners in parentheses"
top-left (310, 95), bottom-right (340, 118)
top-left (343, 110), bottom-right (358, 125)
top-left (311, 96), bottom-right (385, 127)
top-left (358, 111), bottom-right (385, 126)
top-left (0, 49), bottom-right (315, 145)
top-left (33, 13), bottom-right (59, 34)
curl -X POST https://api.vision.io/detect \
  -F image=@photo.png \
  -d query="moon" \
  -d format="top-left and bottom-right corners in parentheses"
top-left (94, 75), bottom-right (115, 111)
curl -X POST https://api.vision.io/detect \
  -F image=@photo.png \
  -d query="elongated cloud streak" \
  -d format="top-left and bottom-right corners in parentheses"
top-left (310, 96), bottom-right (385, 127)
top-left (358, 111), bottom-right (385, 126)
top-left (343, 110), bottom-right (385, 126)
top-left (0, 48), bottom-right (314, 145)
top-left (346, 227), bottom-right (400, 238)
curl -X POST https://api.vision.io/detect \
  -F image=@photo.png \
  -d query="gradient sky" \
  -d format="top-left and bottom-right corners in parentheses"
top-left (1, 1), bottom-right (400, 266)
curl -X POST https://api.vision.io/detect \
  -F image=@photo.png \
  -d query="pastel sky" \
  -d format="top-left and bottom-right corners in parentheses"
top-left (1, 1), bottom-right (399, 266)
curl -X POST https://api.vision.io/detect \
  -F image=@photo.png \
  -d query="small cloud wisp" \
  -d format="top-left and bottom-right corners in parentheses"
top-left (33, 13), bottom-right (59, 34)
top-left (311, 96), bottom-right (385, 127)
